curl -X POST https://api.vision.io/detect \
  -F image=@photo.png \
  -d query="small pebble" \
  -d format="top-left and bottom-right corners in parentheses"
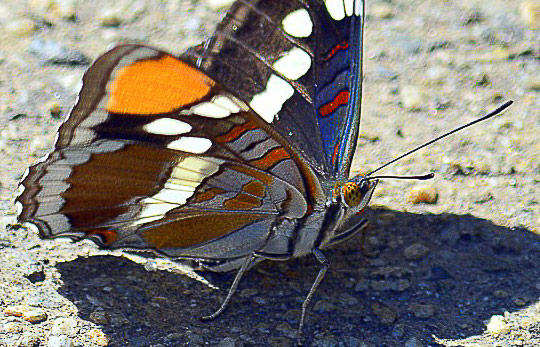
top-left (5, 18), bottom-right (37, 37)
top-left (89, 311), bottom-right (111, 325)
top-left (3, 322), bottom-right (22, 333)
top-left (409, 304), bottom-right (435, 318)
top-left (4, 305), bottom-right (29, 317)
top-left (475, 47), bottom-right (511, 62)
top-left (28, 39), bottom-right (89, 65)
top-left (403, 243), bottom-right (430, 260)
top-left (519, 0), bottom-right (540, 29)
top-left (275, 322), bottom-right (296, 339)
top-left (371, 302), bottom-right (398, 325)
top-left (526, 76), bottom-right (540, 91)
top-left (493, 289), bottom-right (509, 298)
top-left (23, 309), bottom-right (48, 323)
top-left (51, 317), bottom-right (77, 336)
top-left (30, 0), bottom-right (77, 20)
top-left (217, 337), bottom-right (237, 347)
top-left (18, 333), bottom-right (41, 347)
top-left (400, 85), bottom-right (429, 110)
top-left (206, 0), bottom-right (235, 10)
top-left (45, 101), bottom-right (63, 118)
top-left (514, 297), bottom-right (527, 306)
top-left (372, 4), bottom-right (394, 19)
top-left (48, 335), bottom-right (73, 347)
top-left (406, 185), bottom-right (438, 204)
top-left (87, 329), bottom-right (109, 346)
top-left (98, 0), bottom-right (146, 27)
top-left (487, 315), bottom-right (511, 334)
top-left (405, 336), bottom-right (423, 347)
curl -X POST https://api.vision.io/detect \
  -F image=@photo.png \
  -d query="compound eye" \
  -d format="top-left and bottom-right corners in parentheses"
top-left (342, 182), bottom-right (363, 207)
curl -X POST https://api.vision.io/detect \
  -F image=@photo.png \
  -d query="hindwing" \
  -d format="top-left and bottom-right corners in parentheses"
top-left (16, 45), bottom-right (324, 260)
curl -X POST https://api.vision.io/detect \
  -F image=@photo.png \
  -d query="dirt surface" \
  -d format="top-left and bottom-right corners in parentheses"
top-left (0, 0), bottom-right (539, 346)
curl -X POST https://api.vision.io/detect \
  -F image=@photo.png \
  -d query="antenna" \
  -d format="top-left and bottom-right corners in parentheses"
top-left (367, 100), bottom-right (514, 177)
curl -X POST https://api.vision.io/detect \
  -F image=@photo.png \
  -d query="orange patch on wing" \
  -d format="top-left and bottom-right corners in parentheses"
top-left (214, 120), bottom-right (258, 143)
top-left (107, 55), bottom-right (215, 114)
top-left (242, 181), bottom-right (265, 197)
top-left (142, 213), bottom-right (263, 248)
top-left (223, 181), bottom-right (265, 210)
top-left (193, 188), bottom-right (226, 203)
top-left (251, 147), bottom-right (290, 170)
top-left (223, 193), bottom-right (263, 210)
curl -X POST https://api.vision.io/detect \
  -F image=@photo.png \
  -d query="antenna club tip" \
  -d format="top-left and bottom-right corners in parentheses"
top-left (421, 173), bottom-right (435, 180)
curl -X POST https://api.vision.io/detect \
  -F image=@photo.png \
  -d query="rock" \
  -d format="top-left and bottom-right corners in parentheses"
top-left (51, 318), bottom-right (77, 336)
top-left (372, 4), bottom-right (394, 19)
top-left (3, 322), bottom-right (22, 333)
top-left (487, 315), bottom-right (511, 334)
top-left (526, 76), bottom-right (540, 90)
top-left (519, 0), bottom-right (540, 29)
top-left (98, 0), bottom-right (146, 26)
top-left (23, 309), bottom-right (48, 323)
top-left (47, 335), bottom-right (73, 347)
top-left (217, 337), bottom-right (237, 347)
top-left (29, 0), bottom-right (77, 20)
top-left (371, 302), bottom-right (398, 325)
top-left (409, 303), bottom-right (436, 318)
top-left (206, 0), bottom-right (235, 11)
top-left (5, 18), bottom-right (37, 37)
top-left (28, 39), bottom-right (89, 65)
top-left (404, 336), bottom-right (423, 347)
top-left (400, 85), bottom-right (429, 110)
top-left (87, 329), bottom-right (109, 346)
top-left (406, 185), bottom-right (438, 204)
top-left (403, 243), bottom-right (430, 260)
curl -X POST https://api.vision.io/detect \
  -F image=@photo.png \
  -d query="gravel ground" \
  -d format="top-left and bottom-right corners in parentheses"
top-left (0, 0), bottom-right (539, 346)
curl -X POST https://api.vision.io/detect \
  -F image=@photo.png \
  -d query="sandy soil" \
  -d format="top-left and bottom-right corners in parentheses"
top-left (0, 0), bottom-right (539, 346)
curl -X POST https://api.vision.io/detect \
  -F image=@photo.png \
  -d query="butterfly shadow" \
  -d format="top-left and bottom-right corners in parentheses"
top-left (56, 208), bottom-right (540, 346)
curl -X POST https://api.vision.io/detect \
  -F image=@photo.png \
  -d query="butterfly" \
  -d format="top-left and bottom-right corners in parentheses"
top-left (13, 0), bottom-right (513, 337)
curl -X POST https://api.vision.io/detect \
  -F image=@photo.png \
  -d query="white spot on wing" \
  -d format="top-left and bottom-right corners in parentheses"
top-left (170, 157), bottom-right (222, 185)
top-left (325, 0), bottom-right (346, 20)
top-left (168, 137), bottom-right (212, 153)
top-left (133, 157), bottom-right (222, 226)
top-left (150, 188), bottom-right (194, 205)
top-left (213, 95), bottom-right (242, 113)
top-left (249, 75), bottom-right (294, 123)
top-left (136, 201), bottom-right (179, 224)
top-left (355, 0), bottom-right (363, 16)
top-left (273, 48), bottom-right (311, 80)
top-left (191, 102), bottom-right (231, 118)
top-left (143, 118), bottom-right (192, 135)
top-left (282, 9), bottom-right (313, 38)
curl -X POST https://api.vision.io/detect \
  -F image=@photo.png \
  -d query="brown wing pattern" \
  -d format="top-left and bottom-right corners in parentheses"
top-left (16, 45), bottom-right (323, 259)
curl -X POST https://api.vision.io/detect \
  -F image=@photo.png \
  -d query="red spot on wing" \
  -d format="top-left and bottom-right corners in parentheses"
top-left (324, 41), bottom-right (349, 61)
top-left (319, 90), bottom-right (349, 117)
top-left (85, 228), bottom-right (118, 245)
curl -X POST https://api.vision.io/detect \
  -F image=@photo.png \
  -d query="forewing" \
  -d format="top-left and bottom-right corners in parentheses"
top-left (182, 0), bottom-right (365, 178)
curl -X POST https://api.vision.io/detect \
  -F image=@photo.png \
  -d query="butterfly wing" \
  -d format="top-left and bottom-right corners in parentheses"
top-left (183, 0), bottom-right (365, 178)
top-left (16, 45), bottom-right (324, 261)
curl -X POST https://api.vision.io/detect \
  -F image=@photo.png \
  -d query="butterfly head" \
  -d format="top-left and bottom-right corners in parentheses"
top-left (334, 175), bottom-right (378, 214)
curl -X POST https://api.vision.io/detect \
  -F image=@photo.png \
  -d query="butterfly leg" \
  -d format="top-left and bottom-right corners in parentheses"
top-left (298, 248), bottom-right (329, 337)
top-left (201, 253), bottom-right (256, 321)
